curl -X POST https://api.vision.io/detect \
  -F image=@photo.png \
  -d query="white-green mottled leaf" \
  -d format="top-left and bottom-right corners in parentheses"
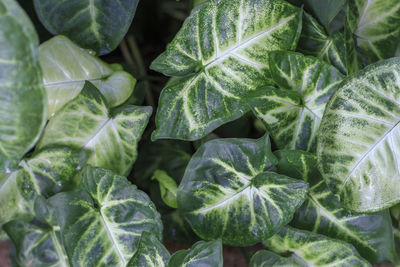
top-left (318, 57), bottom-right (400, 212)
top-left (0, 0), bottom-right (47, 171)
top-left (37, 82), bottom-right (151, 176)
top-left (151, 0), bottom-right (302, 141)
top-left (246, 51), bottom-right (343, 152)
top-left (152, 170), bottom-right (178, 209)
top-left (34, 0), bottom-right (140, 55)
top-left (177, 136), bottom-right (308, 246)
top-left (264, 226), bottom-right (371, 266)
top-left (39, 36), bottom-right (136, 117)
top-left (168, 240), bottom-right (222, 267)
top-left (127, 232), bottom-right (170, 267)
top-left (249, 250), bottom-right (303, 267)
top-left (48, 166), bottom-right (163, 267)
top-left (276, 150), bottom-right (395, 264)
top-left (346, 0), bottom-right (400, 64)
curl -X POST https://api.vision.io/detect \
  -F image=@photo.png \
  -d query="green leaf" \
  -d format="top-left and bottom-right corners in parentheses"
top-left (246, 51), bottom-right (343, 152)
top-left (151, 0), bottom-right (302, 141)
top-left (48, 166), bottom-right (163, 266)
top-left (34, 0), bottom-right (139, 55)
top-left (168, 240), bottom-right (222, 267)
top-left (177, 136), bottom-right (308, 246)
top-left (264, 226), bottom-right (370, 266)
top-left (0, 0), bottom-right (47, 171)
top-left (162, 210), bottom-right (199, 243)
top-left (317, 57), bottom-right (400, 212)
top-left (297, 12), bottom-right (347, 74)
top-left (346, 0), bottom-right (400, 64)
top-left (275, 150), bottom-right (395, 264)
top-left (249, 250), bottom-right (303, 267)
top-left (127, 232), bottom-right (170, 267)
top-left (37, 81), bottom-right (151, 176)
top-left (39, 36), bottom-right (136, 117)
top-left (152, 170), bottom-right (178, 209)
top-left (302, 0), bottom-right (345, 28)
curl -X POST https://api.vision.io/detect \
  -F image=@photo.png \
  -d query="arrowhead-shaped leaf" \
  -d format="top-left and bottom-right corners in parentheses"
top-left (168, 240), bottom-right (222, 267)
top-left (177, 136), bottom-right (308, 246)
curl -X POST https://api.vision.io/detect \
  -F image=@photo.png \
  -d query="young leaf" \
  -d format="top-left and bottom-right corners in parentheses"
top-left (48, 166), bottom-right (163, 266)
top-left (298, 12), bottom-right (346, 74)
top-left (34, 0), bottom-right (140, 55)
top-left (152, 170), bottom-right (178, 208)
top-left (0, 0), bottom-right (47, 171)
top-left (39, 36), bottom-right (136, 117)
top-left (37, 81), bottom-right (151, 176)
top-left (151, 0), bottom-right (302, 141)
top-left (246, 51), bottom-right (343, 152)
top-left (346, 0), bottom-right (400, 64)
top-left (264, 226), bottom-right (370, 266)
top-left (177, 136), bottom-right (308, 246)
top-left (275, 150), bottom-right (395, 264)
top-left (318, 57), bottom-right (400, 212)
top-left (127, 232), bottom-right (170, 267)
top-left (249, 250), bottom-right (303, 267)
top-left (168, 240), bottom-right (222, 267)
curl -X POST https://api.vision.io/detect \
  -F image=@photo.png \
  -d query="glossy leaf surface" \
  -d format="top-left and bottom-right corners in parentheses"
top-left (39, 36), bottom-right (136, 117)
top-left (34, 0), bottom-right (140, 55)
top-left (264, 226), bottom-right (370, 266)
top-left (276, 150), bottom-right (395, 264)
top-left (318, 58), bottom-right (400, 212)
top-left (249, 250), bottom-right (303, 267)
top-left (303, 0), bottom-right (345, 27)
top-left (246, 51), bottom-right (343, 152)
top-left (168, 240), bottom-right (222, 267)
top-left (151, 0), bottom-right (302, 141)
top-left (0, 0), bottom-right (47, 171)
top-left (37, 82), bottom-right (151, 176)
top-left (178, 136), bottom-right (308, 246)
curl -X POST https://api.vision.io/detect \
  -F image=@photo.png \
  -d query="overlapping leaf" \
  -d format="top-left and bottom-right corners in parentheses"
top-left (276, 150), bottom-right (395, 264)
top-left (318, 57), bottom-right (400, 212)
top-left (151, 0), bottom-right (302, 141)
top-left (264, 226), bottom-right (370, 266)
top-left (0, 0), bottom-right (47, 171)
top-left (301, 0), bottom-right (346, 28)
top-left (246, 51), bottom-right (343, 152)
top-left (34, 0), bottom-right (140, 55)
top-left (177, 136), bottom-right (308, 246)
top-left (168, 240), bottom-right (222, 267)
top-left (39, 36), bottom-right (136, 117)
top-left (249, 250), bottom-right (303, 267)
top-left (37, 81), bottom-right (151, 176)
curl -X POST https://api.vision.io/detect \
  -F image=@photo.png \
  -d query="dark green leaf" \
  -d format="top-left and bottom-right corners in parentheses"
top-left (168, 240), bottom-right (222, 267)
top-left (249, 250), bottom-right (303, 267)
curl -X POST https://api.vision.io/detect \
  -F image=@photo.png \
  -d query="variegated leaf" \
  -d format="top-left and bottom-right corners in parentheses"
top-left (0, 0), bottom-right (47, 171)
top-left (298, 12), bottom-right (346, 74)
top-left (49, 166), bottom-right (163, 267)
top-left (37, 81), bottom-right (151, 176)
top-left (317, 57), bottom-right (400, 212)
top-left (151, 0), bottom-right (302, 141)
top-left (39, 36), bottom-right (136, 117)
top-left (177, 136), bottom-right (308, 246)
top-left (276, 150), bottom-right (395, 264)
top-left (392, 205), bottom-right (400, 264)
top-left (249, 250), bottom-right (303, 267)
top-left (163, 210), bottom-right (199, 243)
top-left (346, 0), bottom-right (400, 64)
top-left (264, 226), bottom-right (370, 266)
top-left (168, 240), bottom-right (222, 267)
top-left (246, 51), bottom-right (343, 152)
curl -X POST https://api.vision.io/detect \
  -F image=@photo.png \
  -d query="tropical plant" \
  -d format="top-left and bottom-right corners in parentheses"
top-left (1, 0), bottom-right (400, 266)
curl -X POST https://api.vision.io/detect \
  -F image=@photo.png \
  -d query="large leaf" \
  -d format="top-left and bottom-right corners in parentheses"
top-left (346, 0), bottom-right (400, 64)
top-left (34, 0), bottom-right (140, 55)
top-left (177, 136), bottom-right (308, 246)
top-left (302, 0), bottom-right (345, 28)
top-left (264, 226), bottom-right (370, 266)
top-left (246, 51), bottom-right (343, 152)
top-left (48, 166), bottom-right (163, 266)
top-left (0, 0), bottom-right (47, 171)
top-left (168, 240), bottom-right (222, 267)
top-left (249, 250), bottom-right (303, 267)
top-left (39, 36), bottom-right (136, 117)
top-left (37, 81), bottom-right (151, 176)
top-left (276, 150), bottom-right (395, 264)
top-left (297, 12), bottom-right (346, 74)
top-left (150, 0), bottom-right (302, 141)
top-left (317, 57), bottom-right (400, 212)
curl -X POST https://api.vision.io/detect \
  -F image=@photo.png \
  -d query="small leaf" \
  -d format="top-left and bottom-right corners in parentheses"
top-left (177, 136), bottom-right (308, 246)
top-left (168, 240), bottom-right (223, 267)
top-left (249, 250), bottom-right (303, 267)
top-left (152, 170), bottom-right (178, 209)
top-left (303, 0), bottom-right (345, 28)
top-left (34, 0), bottom-right (140, 55)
